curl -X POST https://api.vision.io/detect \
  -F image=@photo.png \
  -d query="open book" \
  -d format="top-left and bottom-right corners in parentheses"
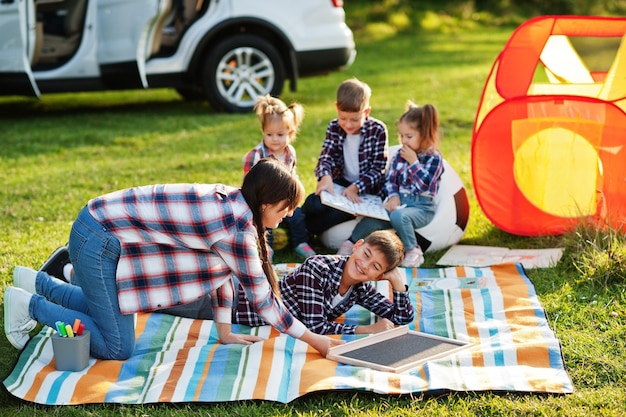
top-left (320, 184), bottom-right (389, 221)
top-left (436, 245), bottom-right (564, 269)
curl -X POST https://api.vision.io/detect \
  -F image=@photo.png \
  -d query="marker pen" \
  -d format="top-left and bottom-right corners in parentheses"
top-left (55, 321), bottom-right (67, 336)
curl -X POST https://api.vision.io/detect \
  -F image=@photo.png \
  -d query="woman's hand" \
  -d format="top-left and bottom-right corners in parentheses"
top-left (215, 323), bottom-right (264, 345)
top-left (299, 329), bottom-right (344, 357)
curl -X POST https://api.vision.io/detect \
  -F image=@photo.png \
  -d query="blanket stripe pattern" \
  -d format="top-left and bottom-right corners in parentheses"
top-left (3, 263), bottom-right (573, 404)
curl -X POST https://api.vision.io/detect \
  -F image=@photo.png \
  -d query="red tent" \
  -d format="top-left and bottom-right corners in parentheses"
top-left (472, 16), bottom-right (626, 235)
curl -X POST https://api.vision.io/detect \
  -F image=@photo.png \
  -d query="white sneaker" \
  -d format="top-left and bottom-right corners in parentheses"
top-left (14, 266), bottom-right (66, 294)
top-left (402, 247), bottom-right (424, 268)
top-left (4, 287), bottom-right (36, 350)
top-left (13, 266), bottom-right (38, 294)
top-left (337, 240), bottom-right (355, 256)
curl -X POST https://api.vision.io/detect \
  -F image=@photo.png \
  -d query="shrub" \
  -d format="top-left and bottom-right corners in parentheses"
top-left (568, 222), bottom-right (626, 286)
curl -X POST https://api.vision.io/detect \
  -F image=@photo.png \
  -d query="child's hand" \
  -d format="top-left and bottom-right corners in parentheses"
top-left (342, 184), bottom-right (362, 203)
top-left (381, 267), bottom-right (407, 291)
top-left (356, 319), bottom-right (395, 334)
top-left (383, 195), bottom-right (402, 212)
top-left (315, 175), bottom-right (334, 195)
top-left (400, 144), bottom-right (418, 165)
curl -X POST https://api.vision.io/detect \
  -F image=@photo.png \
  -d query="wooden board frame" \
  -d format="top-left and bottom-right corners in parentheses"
top-left (327, 326), bottom-right (474, 373)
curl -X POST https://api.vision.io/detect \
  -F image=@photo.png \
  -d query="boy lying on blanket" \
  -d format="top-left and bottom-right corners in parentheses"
top-left (42, 230), bottom-right (413, 335)
top-left (171, 229), bottom-right (414, 334)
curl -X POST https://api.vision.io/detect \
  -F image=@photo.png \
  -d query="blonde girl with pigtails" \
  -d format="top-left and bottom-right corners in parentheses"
top-left (242, 94), bottom-right (317, 259)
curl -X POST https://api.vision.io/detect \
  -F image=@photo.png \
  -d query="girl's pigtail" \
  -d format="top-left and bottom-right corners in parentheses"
top-left (422, 104), bottom-right (440, 148)
top-left (287, 102), bottom-right (305, 133)
top-left (254, 95), bottom-right (271, 125)
top-left (256, 222), bottom-right (280, 299)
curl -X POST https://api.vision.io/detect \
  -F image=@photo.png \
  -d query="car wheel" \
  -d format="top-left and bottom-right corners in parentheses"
top-left (201, 34), bottom-right (286, 113)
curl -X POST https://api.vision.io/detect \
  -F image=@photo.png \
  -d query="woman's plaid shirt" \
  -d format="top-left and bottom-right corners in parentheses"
top-left (87, 183), bottom-right (306, 338)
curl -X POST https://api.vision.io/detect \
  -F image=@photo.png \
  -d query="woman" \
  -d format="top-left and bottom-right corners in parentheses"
top-left (5, 159), bottom-right (339, 359)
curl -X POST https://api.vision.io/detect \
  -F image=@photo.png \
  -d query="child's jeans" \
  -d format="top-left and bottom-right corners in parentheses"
top-left (350, 194), bottom-right (435, 251)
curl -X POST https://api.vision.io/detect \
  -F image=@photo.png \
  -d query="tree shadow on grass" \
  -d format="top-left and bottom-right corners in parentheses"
top-left (0, 90), bottom-right (212, 120)
top-left (0, 91), bottom-right (252, 159)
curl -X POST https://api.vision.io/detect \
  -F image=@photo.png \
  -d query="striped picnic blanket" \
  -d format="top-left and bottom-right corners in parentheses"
top-left (3, 263), bottom-right (573, 405)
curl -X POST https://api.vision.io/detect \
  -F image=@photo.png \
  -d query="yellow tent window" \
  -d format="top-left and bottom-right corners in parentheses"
top-left (513, 126), bottom-right (598, 217)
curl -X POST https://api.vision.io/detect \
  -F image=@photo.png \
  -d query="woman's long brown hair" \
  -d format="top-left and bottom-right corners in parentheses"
top-left (240, 158), bottom-right (305, 297)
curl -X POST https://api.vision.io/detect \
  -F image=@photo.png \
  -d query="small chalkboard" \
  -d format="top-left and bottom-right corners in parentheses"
top-left (327, 326), bottom-right (473, 373)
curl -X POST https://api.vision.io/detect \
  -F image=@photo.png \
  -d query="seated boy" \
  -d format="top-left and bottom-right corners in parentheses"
top-left (302, 78), bottom-right (388, 238)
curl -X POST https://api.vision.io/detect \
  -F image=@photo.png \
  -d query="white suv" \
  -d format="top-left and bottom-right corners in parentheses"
top-left (0, 0), bottom-right (355, 112)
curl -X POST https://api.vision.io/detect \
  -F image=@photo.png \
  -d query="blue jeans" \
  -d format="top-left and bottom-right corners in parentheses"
top-left (29, 206), bottom-right (135, 360)
top-left (350, 194), bottom-right (435, 251)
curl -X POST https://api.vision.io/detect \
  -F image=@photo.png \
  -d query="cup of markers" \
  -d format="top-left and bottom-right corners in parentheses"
top-left (51, 318), bottom-right (90, 371)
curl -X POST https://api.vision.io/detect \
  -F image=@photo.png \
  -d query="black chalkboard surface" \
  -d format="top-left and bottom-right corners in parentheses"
top-left (327, 326), bottom-right (473, 373)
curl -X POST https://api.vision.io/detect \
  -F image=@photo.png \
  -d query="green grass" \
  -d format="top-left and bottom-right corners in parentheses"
top-left (2, 9), bottom-right (626, 417)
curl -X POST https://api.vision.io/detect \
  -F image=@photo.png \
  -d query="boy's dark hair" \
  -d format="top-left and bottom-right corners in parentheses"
top-left (363, 230), bottom-right (404, 271)
top-left (336, 78), bottom-right (371, 113)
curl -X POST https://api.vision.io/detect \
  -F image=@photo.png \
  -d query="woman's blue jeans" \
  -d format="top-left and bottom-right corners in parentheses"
top-left (350, 194), bottom-right (435, 251)
top-left (29, 206), bottom-right (135, 360)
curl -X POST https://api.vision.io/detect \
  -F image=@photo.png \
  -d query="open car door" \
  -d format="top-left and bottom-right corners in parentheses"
top-left (96, 0), bottom-right (171, 89)
top-left (0, 0), bottom-right (40, 96)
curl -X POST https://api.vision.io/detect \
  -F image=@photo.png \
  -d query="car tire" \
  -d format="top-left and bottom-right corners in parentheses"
top-left (201, 34), bottom-right (286, 113)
